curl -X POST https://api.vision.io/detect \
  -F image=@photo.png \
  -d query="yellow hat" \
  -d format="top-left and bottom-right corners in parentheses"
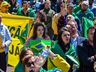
top-left (1, 1), bottom-right (10, 7)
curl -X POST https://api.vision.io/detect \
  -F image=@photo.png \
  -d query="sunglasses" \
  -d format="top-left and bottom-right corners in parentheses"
top-left (25, 62), bottom-right (35, 67)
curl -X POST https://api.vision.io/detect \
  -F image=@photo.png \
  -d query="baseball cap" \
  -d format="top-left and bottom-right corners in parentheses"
top-left (67, 3), bottom-right (74, 8)
top-left (82, 1), bottom-right (89, 6)
top-left (1, 1), bottom-right (10, 7)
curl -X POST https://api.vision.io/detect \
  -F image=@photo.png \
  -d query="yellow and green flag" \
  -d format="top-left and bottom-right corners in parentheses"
top-left (0, 13), bottom-right (34, 66)
top-left (28, 40), bottom-right (52, 55)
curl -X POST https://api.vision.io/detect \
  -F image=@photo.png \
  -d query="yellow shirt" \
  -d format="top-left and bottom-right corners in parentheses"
top-left (48, 54), bottom-right (70, 72)
top-left (52, 13), bottom-right (61, 35)
top-left (0, 10), bottom-right (10, 14)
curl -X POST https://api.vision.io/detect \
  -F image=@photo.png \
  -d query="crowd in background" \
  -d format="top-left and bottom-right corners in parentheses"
top-left (0, 0), bottom-right (96, 72)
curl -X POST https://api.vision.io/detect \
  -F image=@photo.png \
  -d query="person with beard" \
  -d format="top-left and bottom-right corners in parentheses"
top-left (48, 27), bottom-right (79, 72)
top-left (76, 26), bottom-right (96, 72)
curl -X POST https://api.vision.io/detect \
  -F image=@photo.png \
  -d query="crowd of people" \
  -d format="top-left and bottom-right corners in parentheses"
top-left (0, 0), bottom-right (96, 72)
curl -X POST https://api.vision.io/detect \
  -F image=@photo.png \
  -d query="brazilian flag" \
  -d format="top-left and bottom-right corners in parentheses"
top-left (28, 40), bottom-right (52, 55)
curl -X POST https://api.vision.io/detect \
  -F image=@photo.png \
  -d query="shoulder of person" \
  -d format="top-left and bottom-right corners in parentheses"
top-left (53, 40), bottom-right (60, 47)
top-left (54, 13), bottom-right (61, 19)
top-left (55, 13), bottom-right (61, 16)
top-left (49, 9), bottom-right (55, 13)
top-left (2, 23), bottom-right (8, 29)
top-left (78, 36), bottom-right (85, 41)
top-left (77, 39), bottom-right (87, 47)
top-left (17, 7), bottom-right (23, 11)
top-left (76, 9), bottom-right (82, 15)
top-left (86, 8), bottom-right (94, 14)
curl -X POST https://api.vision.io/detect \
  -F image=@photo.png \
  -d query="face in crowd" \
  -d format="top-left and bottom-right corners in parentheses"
top-left (20, 48), bottom-right (34, 62)
top-left (58, 27), bottom-right (71, 45)
top-left (36, 11), bottom-right (47, 23)
top-left (33, 23), bottom-right (45, 39)
top-left (67, 3), bottom-right (74, 14)
top-left (23, 55), bottom-right (40, 72)
top-left (20, 48), bottom-right (40, 72)
top-left (66, 15), bottom-right (75, 22)
top-left (22, 51), bottom-right (45, 72)
top-left (37, 25), bottom-right (44, 37)
top-left (1, 5), bottom-right (9, 13)
top-left (67, 20), bottom-right (78, 35)
top-left (81, 1), bottom-right (88, 11)
top-left (61, 29), bottom-right (70, 45)
top-left (22, 1), bottom-right (28, 10)
top-left (44, 0), bottom-right (51, 9)
top-left (1, 1), bottom-right (10, 13)
top-left (88, 27), bottom-right (95, 43)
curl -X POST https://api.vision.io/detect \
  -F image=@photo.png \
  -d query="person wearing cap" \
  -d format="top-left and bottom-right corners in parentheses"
top-left (76, 1), bottom-right (94, 37)
top-left (67, 3), bottom-right (74, 15)
top-left (76, 1), bottom-right (94, 21)
top-left (0, 1), bottom-right (10, 14)
top-left (0, 0), bottom-right (3, 9)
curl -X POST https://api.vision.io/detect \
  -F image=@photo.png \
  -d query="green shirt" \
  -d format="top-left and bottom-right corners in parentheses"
top-left (17, 8), bottom-right (36, 18)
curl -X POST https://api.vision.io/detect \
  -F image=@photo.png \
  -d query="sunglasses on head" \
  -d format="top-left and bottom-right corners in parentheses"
top-left (25, 62), bottom-right (35, 67)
